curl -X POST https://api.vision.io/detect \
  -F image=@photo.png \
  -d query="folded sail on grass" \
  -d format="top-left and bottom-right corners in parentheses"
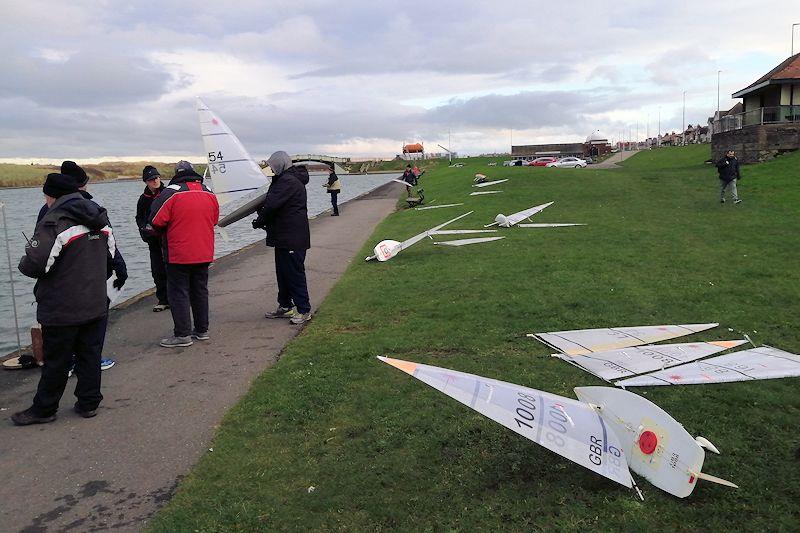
top-left (553, 340), bottom-right (746, 381)
top-left (615, 346), bottom-right (800, 386)
top-left (534, 323), bottom-right (719, 356)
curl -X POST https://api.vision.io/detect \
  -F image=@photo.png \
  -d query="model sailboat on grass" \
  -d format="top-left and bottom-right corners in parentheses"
top-left (365, 211), bottom-right (505, 261)
top-left (379, 356), bottom-right (736, 498)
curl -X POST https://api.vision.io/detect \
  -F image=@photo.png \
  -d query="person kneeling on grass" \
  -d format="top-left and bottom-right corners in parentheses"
top-left (253, 151), bottom-right (313, 325)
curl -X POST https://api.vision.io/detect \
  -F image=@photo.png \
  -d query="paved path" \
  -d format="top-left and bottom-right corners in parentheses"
top-left (0, 182), bottom-right (403, 532)
top-left (592, 150), bottom-right (640, 169)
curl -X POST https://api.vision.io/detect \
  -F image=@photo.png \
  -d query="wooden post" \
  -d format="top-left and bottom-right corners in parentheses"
top-left (30, 325), bottom-right (44, 365)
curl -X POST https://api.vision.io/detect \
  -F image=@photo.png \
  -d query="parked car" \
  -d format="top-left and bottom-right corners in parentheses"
top-left (546, 157), bottom-right (588, 168)
top-left (502, 159), bottom-right (525, 167)
top-left (528, 157), bottom-right (559, 166)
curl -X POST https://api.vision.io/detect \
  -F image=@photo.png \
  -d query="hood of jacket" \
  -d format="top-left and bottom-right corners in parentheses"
top-left (51, 192), bottom-right (110, 231)
top-left (266, 151), bottom-right (292, 175)
top-left (274, 164), bottom-right (309, 186)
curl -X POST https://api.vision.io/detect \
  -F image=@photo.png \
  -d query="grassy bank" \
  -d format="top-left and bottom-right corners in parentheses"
top-left (151, 145), bottom-right (800, 531)
top-left (0, 161), bottom-right (207, 188)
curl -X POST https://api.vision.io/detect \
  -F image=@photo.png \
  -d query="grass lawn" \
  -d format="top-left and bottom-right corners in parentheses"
top-left (151, 145), bottom-right (800, 531)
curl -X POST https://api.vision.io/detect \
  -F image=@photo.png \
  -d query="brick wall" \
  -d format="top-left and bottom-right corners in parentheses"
top-left (712, 123), bottom-right (800, 163)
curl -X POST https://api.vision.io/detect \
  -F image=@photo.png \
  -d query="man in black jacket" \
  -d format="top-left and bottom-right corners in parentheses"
top-left (252, 151), bottom-right (312, 325)
top-left (136, 165), bottom-right (168, 311)
top-left (716, 150), bottom-right (742, 204)
top-left (12, 174), bottom-right (117, 425)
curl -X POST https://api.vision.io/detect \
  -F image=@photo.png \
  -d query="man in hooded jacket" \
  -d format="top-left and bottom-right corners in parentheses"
top-left (12, 173), bottom-right (117, 425)
top-left (252, 151), bottom-right (312, 325)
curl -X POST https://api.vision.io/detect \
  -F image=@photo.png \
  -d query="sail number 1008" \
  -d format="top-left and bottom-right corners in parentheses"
top-left (514, 392), bottom-right (537, 429)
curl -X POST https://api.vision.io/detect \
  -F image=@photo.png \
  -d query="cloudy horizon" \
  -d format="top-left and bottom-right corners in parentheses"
top-left (2, 1), bottom-right (798, 161)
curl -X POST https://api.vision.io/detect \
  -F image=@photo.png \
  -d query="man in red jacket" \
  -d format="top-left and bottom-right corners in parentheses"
top-left (148, 161), bottom-right (219, 348)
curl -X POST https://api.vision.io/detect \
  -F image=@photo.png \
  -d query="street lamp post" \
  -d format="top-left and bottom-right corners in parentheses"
top-left (717, 70), bottom-right (722, 115)
top-left (682, 91), bottom-right (687, 146)
top-left (657, 107), bottom-right (661, 147)
top-left (793, 23), bottom-right (800, 55)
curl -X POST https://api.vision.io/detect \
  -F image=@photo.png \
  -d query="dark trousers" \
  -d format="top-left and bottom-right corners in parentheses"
top-left (32, 315), bottom-right (108, 416)
top-left (148, 241), bottom-right (168, 305)
top-left (275, 248), bottom-right (311, 314)
top-left (330, 191), bottom-right (339, 215)
top-left (166, 263), bottom-right (209, 337)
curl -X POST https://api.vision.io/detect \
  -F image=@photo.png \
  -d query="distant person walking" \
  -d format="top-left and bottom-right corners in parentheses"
top-left (12, 173), bottom-right (118, 425)
top-left (716, 150), bottom-right (742, 204)
top-left (148, 161), bottom-right (219, 348)
top-left (401, 164), bottom-right (416, 196)
top-left (324, 165), bottom-right (341, 216)
top-left (136, 165), bottom-right (169, 312)
top-left (253, 151), bottom-right (313, 325)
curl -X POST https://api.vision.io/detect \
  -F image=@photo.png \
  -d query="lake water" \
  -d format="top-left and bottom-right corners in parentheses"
top-left (0, 172), bottom-right (400, 355)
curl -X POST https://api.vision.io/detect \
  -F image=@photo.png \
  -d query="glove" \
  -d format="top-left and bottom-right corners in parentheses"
top-left (112, 274), bottom-right (127, 289)
top-left (252, 219), bottom-right (260, 229)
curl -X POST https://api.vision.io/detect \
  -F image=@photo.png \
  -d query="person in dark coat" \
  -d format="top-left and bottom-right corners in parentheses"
top-left (148, 161), bottom-right (219, 348)
top-left (39, 161), bottom-right (128, 286)
top-left (252, 151), bottom-right (312, 325)
top-left (401, 164), bottom-right (416, 197)
top-left (136, 165), bottom-right (169, 311)
top-left (12, 174), bottom-right (118, 425)
top-left (715, 150), bottom-right (742, 204)
top-left (323, 165), bottom-right (341, 216)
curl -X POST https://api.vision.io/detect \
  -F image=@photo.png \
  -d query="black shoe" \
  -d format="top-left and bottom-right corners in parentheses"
top-left (11, 407), bottom-right (57, 426)
top-left (74, 404), bottom-right (97, 418)
top-left (191, 331), bottom-right (210, 341)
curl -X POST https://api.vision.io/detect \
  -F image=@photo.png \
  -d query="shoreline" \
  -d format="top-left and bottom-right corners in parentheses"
top-left (1, 179), bottom-right (401, 360)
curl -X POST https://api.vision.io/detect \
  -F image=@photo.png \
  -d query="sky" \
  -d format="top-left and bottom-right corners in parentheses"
top-left (1, 0), bottom-right (798, 161)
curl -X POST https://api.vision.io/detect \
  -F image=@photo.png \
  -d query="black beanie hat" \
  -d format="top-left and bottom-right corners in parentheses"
top-left (60, 161), bottom-right (89, 187)
top-left (43, 173), bottom-right (79, 199)
top-left (142, 165), bottom-right (161, 182)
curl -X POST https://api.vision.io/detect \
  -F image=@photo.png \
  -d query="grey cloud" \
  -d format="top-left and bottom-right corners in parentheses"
top-left (1, 51), bottom-right (176, 108)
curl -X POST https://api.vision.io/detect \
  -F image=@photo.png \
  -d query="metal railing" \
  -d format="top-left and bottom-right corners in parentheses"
top-left (713, 105), bottom-right (800, 133)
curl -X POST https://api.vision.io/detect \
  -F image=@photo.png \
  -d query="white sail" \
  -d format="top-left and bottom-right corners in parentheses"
top-left (473, 179), bottom-right (509, 188)
top-left (615, 346), bottom-right (800, 387)
top-left (574, 387), bottom-right (735, 498)
top-left (490, 201), bottom-right (554, 228)
top-left (433, 236), bottom-right (506, 246)
top-left (518, 223), bottom-right (586, 228)
top-left (469, 190), bottom-right (503, 196)
top-left (553, 340), bottom-right (747, 381)
top-left (196, 97), bottom-right (268, 207)
top-left (379, 357), bottom-right (633, 489)
top-left (533, 323), bottom-right (719, 356)
top-left (415, 203), bottom-right (464, 211)
top-left (430, 229), bottom-right (497, 235)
